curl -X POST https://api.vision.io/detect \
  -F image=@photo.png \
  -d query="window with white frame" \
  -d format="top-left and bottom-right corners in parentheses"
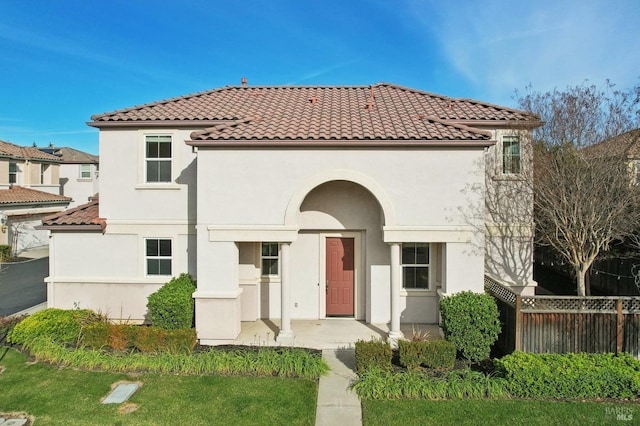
top-left (8, 162), bottom-right (17, 184)
top-left (146, 238), bottom-right (172, 275)
top-left (261, 242), bottom-right (279, 276)
top-left (80, 164), bottom-right (92, 179)
top-left (502, 135), bottom-right (521, 174)
top-left (145, 135), bottom-right (172, 183)
top-left (633, 161), bottom-right (640, 186)
top-left (401, 243), bottom-right (430, 289)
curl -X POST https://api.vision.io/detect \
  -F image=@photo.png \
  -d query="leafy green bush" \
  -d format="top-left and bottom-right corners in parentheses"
top-left (355, 339), bottom-right (393, 374)
top-left (398, 339), bottom-right (456, 370)
top-left (0, 244), bottom-right (11, 261)
top-left (352, 367), bottom-right (508, 400)
top-left (8, 309), bottom-right (102, 346)
top-left (439, 291), bottom-right (500, 362)
top-left (495, 351), bottom-right (640, 399)
top-left (147, 274), bottom-right (196, 329)
top-left (24, 337), bottom-right (329, 379)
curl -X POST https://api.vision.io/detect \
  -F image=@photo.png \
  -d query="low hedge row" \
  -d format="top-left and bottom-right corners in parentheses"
top-left (82, 322), bottom-right (197, 354)
top-left (398, 339), bottom-right (456, 370)
top-left (355, 338), bottom-right (456, 373)
top-left (495, 351), bottom-right (640, 399)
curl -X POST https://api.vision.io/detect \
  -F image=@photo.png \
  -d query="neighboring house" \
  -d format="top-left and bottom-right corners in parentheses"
top-left (38, 146), bottom-right (99, 208)
top-left (0, 140), bottom-right (70, 253)
top-left (40, 82), bottom-right (541, 345)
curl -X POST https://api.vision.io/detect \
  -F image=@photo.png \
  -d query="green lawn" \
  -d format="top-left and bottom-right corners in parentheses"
top-left (362, 399), bottom-right (640, 425)
top-left (0, 347), bottom-right (317, 425)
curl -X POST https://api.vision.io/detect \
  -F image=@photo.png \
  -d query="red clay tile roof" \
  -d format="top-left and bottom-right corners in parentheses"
top-left (0, 186), bottom-right (71, 205)
top-left (40, 200), bottom-right (105, 231)
top-left (0, 140), bottom-right (62, 161)
top-left (89, 83), bottom-right (540, 142)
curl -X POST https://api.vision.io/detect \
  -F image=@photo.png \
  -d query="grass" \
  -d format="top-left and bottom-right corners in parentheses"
top-left (362, 399), bottom-right (640, 425)
top-left (0, 347), bottom-right (317, 425)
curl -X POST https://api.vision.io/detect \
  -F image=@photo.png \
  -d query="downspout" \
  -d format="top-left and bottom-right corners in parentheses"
top-left (48, 232), bottom-right (54, 308)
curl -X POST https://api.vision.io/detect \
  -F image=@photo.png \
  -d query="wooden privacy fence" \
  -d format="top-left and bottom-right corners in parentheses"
top-left (485, 276), bottom-right (640, 358)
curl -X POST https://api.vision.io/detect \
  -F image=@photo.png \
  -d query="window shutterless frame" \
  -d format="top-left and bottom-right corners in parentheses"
top-left (80, 164), bottom-right (92, 179)
top-left (145, 135), bottom-right (172, 183)
top-left (145, 238), bottom-right (172, 276)
top-left (502, 135), bottom-right (521, 174)
top-left (261, 242), bottom-right (279, 276)
top-left (401, 243), bottom-right (430, 289)
top-left (8, 162), bottom-right (17, 184)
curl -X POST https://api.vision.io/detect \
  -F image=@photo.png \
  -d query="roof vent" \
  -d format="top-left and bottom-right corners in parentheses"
top-left (241, 77), bottom-right (248, 86)
top-left (309, 96), bottom-right (317, 105)
top-left (365, 86), bottom-right (375, 111)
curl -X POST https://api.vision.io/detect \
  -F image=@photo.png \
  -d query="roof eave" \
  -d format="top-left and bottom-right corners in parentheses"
top-left (450, 119), bottom-right (545, 129)
top-left (0, 200), bottom-right (71, 208)
top-left (186, 139), bottom-right (496, 148)
top-left (36, 224), bottom-right (104, 232)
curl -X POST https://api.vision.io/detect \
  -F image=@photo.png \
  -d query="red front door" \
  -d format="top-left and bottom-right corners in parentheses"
top-left (326, 237), bottom-right (354, 316)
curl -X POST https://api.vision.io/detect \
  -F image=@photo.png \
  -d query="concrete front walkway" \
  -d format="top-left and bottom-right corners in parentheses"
top-left (316, 349), bottom-right (361, 426)
top-left (233, 319), bottom-right (440, 349)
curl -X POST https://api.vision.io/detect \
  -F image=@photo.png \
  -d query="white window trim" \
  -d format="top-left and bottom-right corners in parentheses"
top-left (8, 162), bottom-right (17, 184)
top-left (501, 135), bottom-right (521, 175)
top-left (138, 131), bottom-right (177, 187)
top-left (79, 164), bottom-right (92, 180)
top-left (401, 242), bottom-right (431, 292)
top-left (260, 242), bottom-right (280, 277)
top-left (144, 237), bottom-right (173, 277)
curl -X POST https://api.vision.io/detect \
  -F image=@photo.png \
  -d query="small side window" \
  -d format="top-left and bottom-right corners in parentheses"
top-left (146, 238), bottom-right (172, 275)
top-left (502, 135), bottom-right (521, 174)
top-left (261, 242), bottom-right (279, 276)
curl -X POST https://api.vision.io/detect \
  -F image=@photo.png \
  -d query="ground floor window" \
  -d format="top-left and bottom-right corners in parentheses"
top-left (402, 243), bottom-right (429, 289)
top-left (146, 238), bottom-right (172, 275)
top-left (261, 242), bottom-right (279, 276)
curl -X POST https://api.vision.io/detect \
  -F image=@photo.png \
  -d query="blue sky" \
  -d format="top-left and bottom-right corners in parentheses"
top-left (1, 0), bottom-right (638, 155)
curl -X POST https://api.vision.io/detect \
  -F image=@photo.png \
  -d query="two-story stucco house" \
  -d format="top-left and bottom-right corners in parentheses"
top-left (41, 82), bottom-right (540, 345)
top-left (38, 146), bottom-right (99, 208)
top-left (0, 140), bottom-right (70, 253)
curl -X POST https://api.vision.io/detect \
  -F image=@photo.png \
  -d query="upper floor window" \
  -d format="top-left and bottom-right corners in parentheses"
top-left (80, 164), bottom-right (92, 179)
top-left (261, 242), bottom-right (279, 276)
top-left (8, 162), bottom-right (17, 184)
top-left (402, 243), bottom-right (430, 289)
top-left (40, 164), bottom-right (49, 184)
top-left (502, 135), bottom-right (521, 174)
top-left (146, 238), bottom-right (172, 276)
top-left (145, 135), bottom-right (172, 183)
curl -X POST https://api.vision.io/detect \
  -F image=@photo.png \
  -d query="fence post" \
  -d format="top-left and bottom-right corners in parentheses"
top-left (515, 295), bottom-right (522, 351)
top-left (617, 298), bottom-right (623, 354)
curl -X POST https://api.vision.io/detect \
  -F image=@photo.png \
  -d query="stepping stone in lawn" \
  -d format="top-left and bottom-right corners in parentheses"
top-left (102, 381), bottom-right (141, 404)
top-left (0, 418), bottom-right (28, 425)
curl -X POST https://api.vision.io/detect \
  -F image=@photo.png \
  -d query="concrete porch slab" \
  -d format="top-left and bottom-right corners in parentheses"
top-left (232, 319), bottom-right (440, 349)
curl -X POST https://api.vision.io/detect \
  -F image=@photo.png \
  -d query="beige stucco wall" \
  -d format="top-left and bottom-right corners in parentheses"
top-left (59, 163), bottom-right (99, 207)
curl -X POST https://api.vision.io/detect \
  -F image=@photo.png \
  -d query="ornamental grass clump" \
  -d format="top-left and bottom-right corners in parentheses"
top-left (439, 291), bottom-right (501, 363)
top-left (147, 273), bottom-right (196, 329)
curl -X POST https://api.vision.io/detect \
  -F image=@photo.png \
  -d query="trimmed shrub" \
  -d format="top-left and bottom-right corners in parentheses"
top-left (0, 244), bottom-right (11, 261)
top-left (398, 339), bottom-right (456, 370)
top-left (132, 326), bottom-right (197, 354)
top-left (147, 273), bottom-right (196, 329)
top-left (495, 351), bottom-right (640, 399)
top-left (439, 291), bottom-right (500, 362)
top-left (8, 308), bottom-right (102, 346)
top-left (81, 321), bottom-right (110, 349)
top-left (355, 339), bottom-right (393, 374)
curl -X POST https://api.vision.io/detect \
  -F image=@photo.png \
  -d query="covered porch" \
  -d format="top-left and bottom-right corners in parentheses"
top-left (232, 319), bottom-right (442, 349)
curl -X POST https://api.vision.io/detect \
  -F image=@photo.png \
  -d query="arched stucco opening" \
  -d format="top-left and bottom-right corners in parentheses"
top-left (284, 169), bottom-right (396, 227)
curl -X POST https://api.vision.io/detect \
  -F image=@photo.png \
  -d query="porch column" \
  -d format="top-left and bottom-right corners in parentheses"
top-left (389, 243), bottom-right (402, 344)
top-left (276, 242), bottom-right (295, 344)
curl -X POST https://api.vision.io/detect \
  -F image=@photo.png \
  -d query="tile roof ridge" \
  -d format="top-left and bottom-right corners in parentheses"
top-left (419, 115), bottom-right (493, 138)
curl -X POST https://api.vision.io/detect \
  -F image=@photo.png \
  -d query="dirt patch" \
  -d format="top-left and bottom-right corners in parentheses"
top-left (117, 402), bottom-right (139, 414)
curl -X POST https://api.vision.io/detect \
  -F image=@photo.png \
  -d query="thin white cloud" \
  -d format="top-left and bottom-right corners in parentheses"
top-left (287, 60), bottom-right (361, 85)
top-left (403, 0), bottom-right (640, 104)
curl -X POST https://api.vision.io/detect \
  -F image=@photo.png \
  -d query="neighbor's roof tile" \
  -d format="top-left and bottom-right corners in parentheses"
top-left (0, 186), bottom-right (71, 205)
top-left (89, 83), bottom-right (539, 142)
top-left (53, 147), bottom-right (99, 164)
top-left (0, 140), bottom-right (62, 161)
